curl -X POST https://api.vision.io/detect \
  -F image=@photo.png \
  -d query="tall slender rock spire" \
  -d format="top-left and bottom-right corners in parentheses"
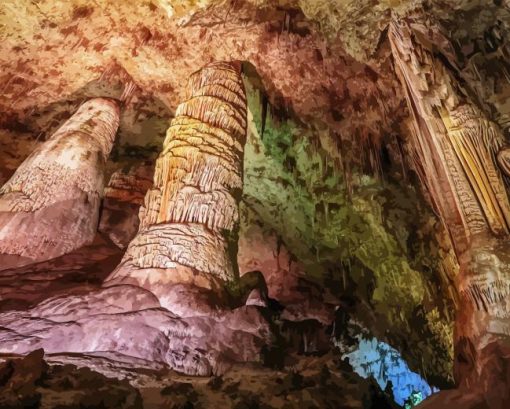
top-left (106, 62), bottom-right (248, 307)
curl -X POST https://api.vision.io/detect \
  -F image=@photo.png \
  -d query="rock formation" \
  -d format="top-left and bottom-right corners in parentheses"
top-left (105, 61), bottom-right (257, 310)
top-left (0, 98), bottom-right (120, 270)
top-left (0, 61), bottom-right (271, 377)
top-left (99, 163), bottom-right (154, 249)
top-left (3, 1), bottom-right (510, 407)
top-left (390, 17), bottom-right (510, 406)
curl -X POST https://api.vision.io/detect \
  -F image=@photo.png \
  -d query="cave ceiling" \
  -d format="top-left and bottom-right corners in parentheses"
top-left (1, 1), bottom-right (507, 177)
top-left (2, 1), bottom-right (510, 407)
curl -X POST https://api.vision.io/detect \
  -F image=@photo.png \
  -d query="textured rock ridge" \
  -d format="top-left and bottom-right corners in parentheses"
top-left (0, 98), bottom-right (120, 270)
top-left (106, 62), bottom-right (249, 307)
top-left (0, 62), bottom-right (271, 378)
top-left (390, 17), bottom-right (510, 406)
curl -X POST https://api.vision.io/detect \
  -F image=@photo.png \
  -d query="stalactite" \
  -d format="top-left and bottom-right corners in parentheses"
top-left (106, 61), bottom-right (247, 296)
top-left (0, 98), bottom-right (120, 270)
top-left (389, 19), bottom-right (510, 249)
top-left (390, 17), bottom-right (510, 394)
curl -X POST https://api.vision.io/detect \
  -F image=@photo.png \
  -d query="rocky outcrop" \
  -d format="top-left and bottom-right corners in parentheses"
top-left (0, 349), bottom-right (397, 409)
top-left (0, 233), bottom-right (123, 313)
top-left (0, 98), bottom-right (120, 270)
top-left (0, 349), bottom-right (142, 409)
top-left (238, 212), bottom-right (337, 325)
top-left (0, 62), bottom-right (271, 377)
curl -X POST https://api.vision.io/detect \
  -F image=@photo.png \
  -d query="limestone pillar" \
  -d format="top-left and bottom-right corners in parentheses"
top-left (105, 62), bottom-right (248, 309)
top-left (390, 18), bottom-right (510, 400)
top-left (0, 98), bottom-right (120, 270)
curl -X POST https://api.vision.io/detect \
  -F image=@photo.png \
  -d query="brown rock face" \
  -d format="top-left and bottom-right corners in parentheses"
top-left (390, 18), bottom-right (510, 406)
top-left (98, 163), bottom-right (154, 249)
top-left (0, 98), bottom-right (120, 270)
top-left (106, 61), bottom-right (248, 309)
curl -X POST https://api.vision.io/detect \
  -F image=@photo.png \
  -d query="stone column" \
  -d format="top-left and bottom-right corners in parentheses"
top-left (390, 18), bottom-right (510, 403)
top-left (0, 98), bottom-right (120, 270)
top-left (105, 62), bottom-right (249, 310)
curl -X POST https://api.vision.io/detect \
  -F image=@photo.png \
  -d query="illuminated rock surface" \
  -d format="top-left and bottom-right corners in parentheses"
top-left (106, 61), bottom-right (250, 305)
top-left (0, 98), bottom-right (119, 270)
top-left (1, 0), bottom-right (510, 408)
top-left (0, 62), bottom-right (271, 378)
top-left (344, 337), bottom-right (437, 406)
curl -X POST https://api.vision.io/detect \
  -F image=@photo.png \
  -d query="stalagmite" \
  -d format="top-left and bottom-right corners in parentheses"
top-left (0, 98), bottom-right (120, 270)
top-left (105, 61), bottom-right (251, 308)
top-left (0, 64), bottom-right (271, 375)
top-left (390, 18), bottom-right (510, 399)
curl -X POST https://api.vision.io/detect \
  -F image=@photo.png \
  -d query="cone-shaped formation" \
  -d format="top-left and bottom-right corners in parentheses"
top-left (390, 18), bottom-right (510, 397)
top-left (0, 70), bottom-right (270, 374)
top-left (106, 62), bottom-right (247, 303)
top-left (0, 98), bottom-right (120, 270)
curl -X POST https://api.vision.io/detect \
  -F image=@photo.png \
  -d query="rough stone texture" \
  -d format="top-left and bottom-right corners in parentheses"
top-left (0, 98), bottom-right (120, 270)
top-left (0, 284), bottom-right (271, 376)
top-left (0, 62), bottom-right (271, 378)
top-left (99, 163), bottom-right (154, 249)
top-left (390, 16), bottom-right (510, 407)
top-left (2, 0), bottom-right (510, 407)
top-left (106, 61), bottom-right (249, 306)
top-left (0, 350), bottom-right (397, 409)
top-left (238, 210), bottom-right (337, 325)
top-left (0, 0), bottom-right (405, 156)
top-left (0, 233), bottom-right (123, 313)
top-left (0, 349), bottom-right (143, 409)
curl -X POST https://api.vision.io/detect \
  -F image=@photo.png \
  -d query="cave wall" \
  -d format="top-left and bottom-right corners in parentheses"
top-left (2, 0), bottom-right (510, 407)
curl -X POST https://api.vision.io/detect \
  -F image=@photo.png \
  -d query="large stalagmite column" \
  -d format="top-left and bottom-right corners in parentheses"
top-left (106, 62), bottom-right (248, 310)
top-left (390, 19), bottom-right (510, 401)
top-left (0, 98), bottom-right (120, 270)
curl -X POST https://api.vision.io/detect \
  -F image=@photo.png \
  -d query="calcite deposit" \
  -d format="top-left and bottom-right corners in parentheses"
top-left (99, 163), bottom-right (154, 248)
top-left (0, 98), bottom-right (119, 270)
top-left (106, 61), bottom-right (249, 306)
top-left (2, 0), bottom-right (510, 408)
top-left (390, 17), bottom-right (510, 406)
top-left (0, 61), bottom-right (271, 378)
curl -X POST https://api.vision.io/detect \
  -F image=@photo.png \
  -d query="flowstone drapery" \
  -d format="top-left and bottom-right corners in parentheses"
top-left (0, 98), bottom-right (120, 270)
top-left (390, 18), bottom-right (510, 403)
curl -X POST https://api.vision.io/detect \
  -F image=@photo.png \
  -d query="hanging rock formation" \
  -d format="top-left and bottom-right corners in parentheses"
top-left (105, 61), bottom-right (253, 310)
top-left (390, 18), bottom-right (510, 405)
top-left (0, 98), bottom-right (120, 271)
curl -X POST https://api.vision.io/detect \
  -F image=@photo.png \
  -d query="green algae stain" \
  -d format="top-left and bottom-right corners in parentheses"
top-left (242, 76), bottom-right (454, 385)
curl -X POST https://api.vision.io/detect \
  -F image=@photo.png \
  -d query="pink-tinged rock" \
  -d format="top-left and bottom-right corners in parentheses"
top-left (0, 284), bottom-right (271, 376)
top-left (99, 163), bottom-right (154, 249)
top-left (0, 98), bottom-right (120, 271)
top-left (238, 221), bottom-right (337, 325)
top-left (0, 233), bottom-right (122, 313)
top-left (0, 64), bottom-right (272, 377)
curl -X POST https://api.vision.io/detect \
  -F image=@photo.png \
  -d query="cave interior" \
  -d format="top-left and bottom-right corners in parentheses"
top-left (1, 1), bottom-right (510, 408)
